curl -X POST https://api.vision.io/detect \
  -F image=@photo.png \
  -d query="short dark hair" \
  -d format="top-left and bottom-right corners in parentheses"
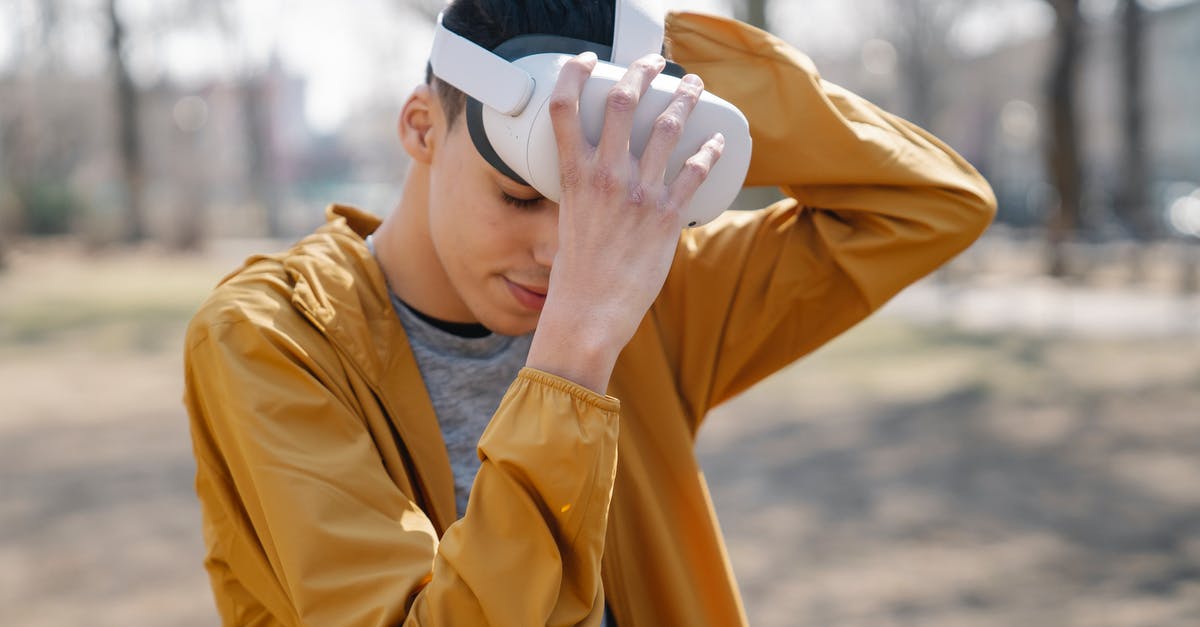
top-left (426, 0), bottom-right (617, 129)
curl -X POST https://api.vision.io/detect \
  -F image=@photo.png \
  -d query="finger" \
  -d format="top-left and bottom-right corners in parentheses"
top-left (666, 133), bottom-right (724, 218)
top-left (548, 51), bottom-right (598, 188)
top-left (595, 53), bottom-right (666, 166)
top-left (639, 74), bottom-right (703, 185)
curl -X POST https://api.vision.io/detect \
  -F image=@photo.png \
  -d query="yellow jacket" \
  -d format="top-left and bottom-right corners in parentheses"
top-left (183, 12), bottom-right (996, 627)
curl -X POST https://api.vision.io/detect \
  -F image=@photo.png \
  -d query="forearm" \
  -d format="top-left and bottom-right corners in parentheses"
top-left (667, 11), bottom-right (995, 308)
top-left (778, 77), bottom-right (997, 251)
top-left (406, 368), bottom-right (620, 626)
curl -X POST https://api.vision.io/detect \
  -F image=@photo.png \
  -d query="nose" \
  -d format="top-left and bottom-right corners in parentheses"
top-left (532, 201), bottom-right (559, 267)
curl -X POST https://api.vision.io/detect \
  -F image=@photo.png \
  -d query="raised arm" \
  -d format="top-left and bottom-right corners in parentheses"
top-left (655, 12), bottom-right (997, 427)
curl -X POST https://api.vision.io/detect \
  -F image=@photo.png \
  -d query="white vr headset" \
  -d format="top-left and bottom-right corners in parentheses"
top-left (429, 0), bottom-right (752, 227)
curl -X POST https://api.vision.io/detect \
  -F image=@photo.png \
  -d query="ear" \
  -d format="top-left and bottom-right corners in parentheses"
top-left (399, 84), bottom-right (441, 165)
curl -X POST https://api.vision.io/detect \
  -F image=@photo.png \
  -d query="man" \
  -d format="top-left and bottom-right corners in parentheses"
top-left (183, 1), bottom-right (996, 625)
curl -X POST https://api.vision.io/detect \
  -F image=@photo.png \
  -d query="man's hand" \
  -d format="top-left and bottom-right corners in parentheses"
top-left (527, 51), bottom-right (724, 393)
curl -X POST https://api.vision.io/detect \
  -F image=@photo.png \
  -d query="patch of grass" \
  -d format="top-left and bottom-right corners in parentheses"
top-left (2, 300), bottom-right (198, 347)
top-left (0, 244), bottom-right (230, 353)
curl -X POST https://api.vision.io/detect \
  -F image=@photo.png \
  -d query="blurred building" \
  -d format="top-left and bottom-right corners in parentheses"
top-left (0, 56), bottom-right (371, 244)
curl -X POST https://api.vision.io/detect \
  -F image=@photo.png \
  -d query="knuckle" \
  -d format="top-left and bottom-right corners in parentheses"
top-left (607, 86), bottom-right (638, 112)
top-left (590, 166), bottom-right (620, 193)
top-left (684, 158), bottom-right (711, 179)
top-left (560, 161), bottom-right (581, 190)
top-left (627, 184), bottom-right (651, 207)
top-left (654, 115), bottom-right (683, 138)
top-left (705, 141), bottom-right (724, 162)
top-left (655, 201), bottom-right (682, 229)
top-left (636, 57), bottom-right (660, 72)
top-left (548, 94), bottom-right (574, 118)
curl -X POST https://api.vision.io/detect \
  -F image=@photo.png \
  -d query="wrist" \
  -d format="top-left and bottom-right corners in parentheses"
top-left (527, 304), bottom-right (625, 394)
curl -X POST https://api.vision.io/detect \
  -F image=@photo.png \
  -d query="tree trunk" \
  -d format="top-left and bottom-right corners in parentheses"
top-left (738, 0), bottom-right (769, 31)
top-left (1044, 0), bottom-right (1084, 277)
top-left (1182, 243), bottom-right (1199, 294)
top-left (1117, 0), bottom-right (1154, 242)
top-left (107, 0), bottom-right (147, 244)
top-left (242, 76), bottom-right (283, 238)
top-left (896, 0), bottom-right (937, 131)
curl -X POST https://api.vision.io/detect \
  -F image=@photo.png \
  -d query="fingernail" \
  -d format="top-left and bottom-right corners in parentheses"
top-left (579, 51), bottom-right (598, 63)
top-left (713, 132), bottom-right (725, 146)
top-left (651, 53), bottom-right (666, 67)
top-left (683, 74), bottom-right (702, 88)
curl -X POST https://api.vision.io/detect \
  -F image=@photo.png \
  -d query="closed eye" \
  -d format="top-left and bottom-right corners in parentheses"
top-left (500, 191), bottom-right (542, 209)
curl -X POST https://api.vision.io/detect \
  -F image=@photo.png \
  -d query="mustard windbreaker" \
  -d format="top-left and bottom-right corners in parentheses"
top-left (183, 12), bottom-right (996, 627)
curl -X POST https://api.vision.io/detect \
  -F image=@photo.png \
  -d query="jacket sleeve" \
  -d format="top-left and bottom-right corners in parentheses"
top-left (185, 316), bottom-right (618, 627)
top-left (655, 12), bottom-right (997, 427)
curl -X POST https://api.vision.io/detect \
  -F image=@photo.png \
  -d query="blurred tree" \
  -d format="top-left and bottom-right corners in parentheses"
top-left (5, 0), bottom-right (88, 241)
top-left (889, 0), bottom-right (943, 131)
top-left (1043, 0), bottom-right (1084, 277)
top-left (1116, 0), bottom-right (1154, 241)
top-left (36, 0), bottom-right (62, 72)
top-left (735, 0), bottom-right (770, 30)
top-left (397, 0), bottom-right (443, 22)
top-left (1184, 246), bottom-right (1199, 294)
top-left (883, 0), bottom-right (989, 139)
top-left (107, 0), bottom-right (148, 244)
top-left (243, 73), bottom-right (283, 238)
top-left (209, 1), bottom-right (284, 240)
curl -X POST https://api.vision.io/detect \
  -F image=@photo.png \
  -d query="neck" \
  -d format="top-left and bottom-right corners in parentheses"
top-left (374, 162), bottom-right (478, 324)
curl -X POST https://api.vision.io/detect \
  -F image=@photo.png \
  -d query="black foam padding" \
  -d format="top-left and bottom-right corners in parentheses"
top-left (462, 33), bottom-right (686, 184)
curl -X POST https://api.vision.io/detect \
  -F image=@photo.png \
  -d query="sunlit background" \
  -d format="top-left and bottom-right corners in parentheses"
top-left (2, 1), bottom-right (1199, 625)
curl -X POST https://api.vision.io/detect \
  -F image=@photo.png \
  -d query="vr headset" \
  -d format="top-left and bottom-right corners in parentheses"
top-left (429, 0), bottom-right (752, 227)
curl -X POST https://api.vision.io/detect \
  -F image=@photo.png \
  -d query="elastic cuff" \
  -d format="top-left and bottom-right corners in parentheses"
top-left (517, 367), bottom-right (621, 414)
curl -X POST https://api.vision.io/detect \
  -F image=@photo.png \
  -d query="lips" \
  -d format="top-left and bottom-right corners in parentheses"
top-left (504, 278), bottom-right (548, 311)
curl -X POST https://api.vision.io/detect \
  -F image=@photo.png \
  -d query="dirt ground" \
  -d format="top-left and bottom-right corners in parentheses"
top-left (1, 238), bottom-right (1198, 626)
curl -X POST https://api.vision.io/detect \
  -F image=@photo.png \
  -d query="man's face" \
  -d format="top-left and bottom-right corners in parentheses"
top-left (425, 116), bottom-right (559, 336)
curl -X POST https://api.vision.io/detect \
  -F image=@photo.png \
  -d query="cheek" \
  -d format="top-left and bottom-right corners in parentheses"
top-left (426, 135), bottom-right (532, 278)
top-left (462, 205), bottom-right (524, 269)
top-left (429, 182), bottom-right (508, 276)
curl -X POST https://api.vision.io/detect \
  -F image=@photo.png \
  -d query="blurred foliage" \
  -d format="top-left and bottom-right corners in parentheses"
top-left (0, 0), bottom-right (1195, 285)
top-left (14, 181), bottom-right (81, 236)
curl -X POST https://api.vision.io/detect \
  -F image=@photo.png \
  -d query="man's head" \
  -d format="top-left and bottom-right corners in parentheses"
top-left (426, 0), bottom-right (617, 131)
top-left (385, 0), bottom-right (621, 336)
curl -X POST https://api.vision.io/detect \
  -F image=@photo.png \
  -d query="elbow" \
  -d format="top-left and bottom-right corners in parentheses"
top-left (971, 173), bottom-right (999, 230)
top-left (944, 169), bottom-right (998, 250)
top-left (912, 172), bottom-right (998, 268)
top-left (966, 176), bottom-right (998, 241)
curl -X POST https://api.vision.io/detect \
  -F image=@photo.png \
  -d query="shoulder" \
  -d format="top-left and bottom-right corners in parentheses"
top-left (184, 213), bottom-right (377, 353)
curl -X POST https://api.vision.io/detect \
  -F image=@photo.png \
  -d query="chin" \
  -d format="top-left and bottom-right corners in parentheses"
top-left (463, 294), bottom-right (536, 336)
top-left (480, 312), bottom-right (539, 337)
top-left (467, 277), bottom-right (542, 336)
